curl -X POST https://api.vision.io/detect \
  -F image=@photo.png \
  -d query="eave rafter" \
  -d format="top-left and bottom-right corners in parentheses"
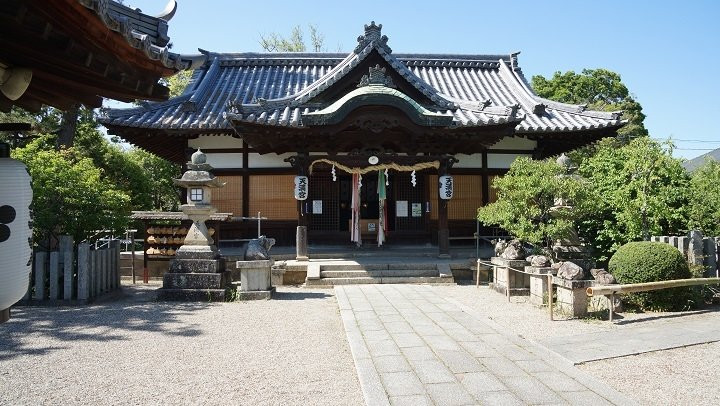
top-left (0, 0), bottom-right (205, 111)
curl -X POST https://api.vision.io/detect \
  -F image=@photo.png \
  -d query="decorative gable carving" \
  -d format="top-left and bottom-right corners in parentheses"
top-left (358, 65), bottom-right (396, 88)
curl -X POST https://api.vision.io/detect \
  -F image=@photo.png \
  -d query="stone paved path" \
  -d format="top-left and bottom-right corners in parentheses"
top-left (541, 315), bottom-right (720, 365)
top-left (336, 285), bottom-right (635, 406)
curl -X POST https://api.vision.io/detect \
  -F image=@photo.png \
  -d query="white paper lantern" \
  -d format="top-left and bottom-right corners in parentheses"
top-left (294, 176), bottom-right (308, 200)
top-left (439, 175), bottom-right (453, 200)
top-left (0, 151), bottom-right (33, 311)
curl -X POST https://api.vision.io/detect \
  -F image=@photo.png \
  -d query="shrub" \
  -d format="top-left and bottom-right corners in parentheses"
top-left (608, 241), bottom-right (698, 311)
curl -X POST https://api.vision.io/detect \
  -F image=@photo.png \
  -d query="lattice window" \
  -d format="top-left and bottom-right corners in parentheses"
top-left (248, 175), bottom-right (296, 220)
top-left (394, 172), bottom-right (425, 231)
top-left (309, 171), bottom-right (339, 231)
top-left (428, 174), bottom-right (484, 220)
top-left (211, 175), bottom-right (242, 215)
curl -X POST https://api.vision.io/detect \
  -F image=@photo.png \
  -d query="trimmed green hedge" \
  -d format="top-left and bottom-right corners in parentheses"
top-left (608, 241), bottom-right (697, 311)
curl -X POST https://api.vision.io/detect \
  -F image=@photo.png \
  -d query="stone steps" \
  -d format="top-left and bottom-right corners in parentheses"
top-left (306, 261), bottom-right (455, 286)
top-left (156, 288), bottom-right (228, 301)
top-left (320, 269), bottom-right (439, 278)
top-left (306, 276), bottom-right (453, 286)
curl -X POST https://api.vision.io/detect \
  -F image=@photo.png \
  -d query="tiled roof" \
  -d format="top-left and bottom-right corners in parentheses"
top-left (79, 0), bottom-right (205, 71)
top-left (101, 22), bottom-right (623, 134)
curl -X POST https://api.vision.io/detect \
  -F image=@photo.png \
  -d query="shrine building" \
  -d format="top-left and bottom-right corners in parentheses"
top-left (102, 22), bottom-right (624, 257)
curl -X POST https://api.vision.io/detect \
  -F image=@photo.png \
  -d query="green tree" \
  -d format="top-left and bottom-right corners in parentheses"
top-left (532, 69), bottom-right (648, 142)
top-left (259, 24), bottom-right (325, 52)
top-left (0, 106), bottom-right (61, 147)
top-left (687, 159), bottom-right (720, 235)
top-left (164, 69), bottom-right (193, 98)
top-left (127, 148), bottom-right (181, 211)
top-left (12, 135), bottom-right (131, 246)
top-left (477, 157), bottom-right (588, 248)
top-left (578, 137), bottom-right (690, 262)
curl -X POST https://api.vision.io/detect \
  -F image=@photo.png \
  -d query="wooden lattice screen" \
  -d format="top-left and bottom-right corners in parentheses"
top-left (248, 175), bottom-right (297, 220)
top-left (394, 172), bottom-right (425, 231)
top-left (210, 175), bottom-right (242, 215)
top-left (309, 172), bottom-right (339, 231)
top-left (428, 174), bottom-right (484, 220)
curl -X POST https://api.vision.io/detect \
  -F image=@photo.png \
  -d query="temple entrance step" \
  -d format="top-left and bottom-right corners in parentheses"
top-left (320, 269), bottom-right (439, 278)
top-left (319, 262), bottom-right (438, 272)
top-left (305, 276), bottom-right (453, 286)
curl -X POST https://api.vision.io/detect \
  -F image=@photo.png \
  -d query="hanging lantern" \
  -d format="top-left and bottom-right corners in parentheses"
top-left (439, 175), bottom-right (453, 200)
top-left (0, 143), bottom-right (32, 321)
top-left (294, 176), bottom-right (308, 200)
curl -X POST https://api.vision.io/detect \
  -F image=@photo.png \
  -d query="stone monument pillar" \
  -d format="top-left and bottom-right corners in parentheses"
top-left (158, 150), bottom-right (230, 301)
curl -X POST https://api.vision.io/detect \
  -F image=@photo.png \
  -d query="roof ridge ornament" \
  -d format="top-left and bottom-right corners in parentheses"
top-left (354, 21), bottom-right (392, 54)
top-left (358, 64), bottom-right (396, 88)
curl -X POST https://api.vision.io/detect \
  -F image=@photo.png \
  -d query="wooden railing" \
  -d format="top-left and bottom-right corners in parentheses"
top-left (587, 278), bottom-right (720, 321)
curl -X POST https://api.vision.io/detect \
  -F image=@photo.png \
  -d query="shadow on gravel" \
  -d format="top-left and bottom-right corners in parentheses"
top-left (613, 306), bottom-right (720, 326)
top-left (0, 284), bottom-right (212, 361)
top-left (272, 291), bottom-right (331, 301)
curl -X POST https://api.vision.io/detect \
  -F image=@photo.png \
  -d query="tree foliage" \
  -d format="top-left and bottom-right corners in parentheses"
top-left (127, 148), bottom-right (181, 211)
top-left (164, 69), bottom-right (193, 98)
top-left (532, 69), bottom-right (648, 141)
top-left (477, 157), bottom-right (588, 248)
top-left (609, 241), bottom-right (697, 311)
top-left (12, 135), bottom-right (131, 245)
top-left (3, 105), bottom-right (181, 245)
top-left (687, 159), bottom-right (720, 235)
top-left (577, 138), bottom-right (690, 262)
top-left (259, 24), bottom-right (325, 52)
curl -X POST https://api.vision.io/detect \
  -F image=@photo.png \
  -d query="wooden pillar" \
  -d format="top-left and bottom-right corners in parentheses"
top-left (287, 153), bottom-right (310, 261)
top-left (437, 156), bottom-right (457, 259)
top-left (481, 150), bottom-right (489, 206)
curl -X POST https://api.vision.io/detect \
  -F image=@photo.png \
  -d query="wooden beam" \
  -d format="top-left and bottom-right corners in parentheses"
top-left (27, 0), bottom-right (175, 77)
top-left (0, 34), bottom-right (167, 101)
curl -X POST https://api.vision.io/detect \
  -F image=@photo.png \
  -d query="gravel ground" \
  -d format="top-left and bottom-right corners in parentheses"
top-left (2, 281), bottom-right (718, 406)
top-left (577, 341), bottom-right (720, 406)
top-left (0, 282), bottom-right (363, 406)
top-left (438, 283), bottom-right (720, 405)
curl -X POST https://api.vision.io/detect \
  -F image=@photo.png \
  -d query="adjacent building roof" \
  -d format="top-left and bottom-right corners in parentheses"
top-left (102, 21), bottom-right (625, 160)
top-left (0, 0), bottom-right (205, 111)
top-left (683, 148), bottom-right (720, 172)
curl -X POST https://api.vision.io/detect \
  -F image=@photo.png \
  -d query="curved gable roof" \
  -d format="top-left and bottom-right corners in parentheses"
top-left (102, 21), bottom-right (624, 136)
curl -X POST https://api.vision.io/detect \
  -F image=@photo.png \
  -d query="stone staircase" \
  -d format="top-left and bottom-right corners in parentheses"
top-left (305, 261), bottom-right (455, 286)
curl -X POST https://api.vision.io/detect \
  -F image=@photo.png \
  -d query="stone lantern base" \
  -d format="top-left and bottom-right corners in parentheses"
top-left (157, 250), bottom-right (231, 301)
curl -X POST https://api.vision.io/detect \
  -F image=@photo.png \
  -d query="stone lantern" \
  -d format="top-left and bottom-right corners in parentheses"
top-left (159, 149), bottom-right (230, 301)
top-left (173, 149), bottom-right (225, 258)
top-left (551, 153), bottom-right (590, 270)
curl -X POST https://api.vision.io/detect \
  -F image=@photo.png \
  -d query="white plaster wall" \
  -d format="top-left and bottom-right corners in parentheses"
top-left (248, 153), bottom-right (294, 168)
top-left (489, 136), bottom-right (537, 150)
top-left (454, 153), bottom-right (484, 168)
top-left (205, 153), bottom-right (243, 169)
top-left (487, 153), bottom-right (532, 169)
top-left (188, 135), bottom-right (243, 149)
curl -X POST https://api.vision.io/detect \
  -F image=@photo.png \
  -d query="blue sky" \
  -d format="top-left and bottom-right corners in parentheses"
top-left (125, 0), bottom-right (720, 159)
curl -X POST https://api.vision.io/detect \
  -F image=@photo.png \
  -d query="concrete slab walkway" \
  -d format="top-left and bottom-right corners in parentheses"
top-left (336, 284), bottom-right (636, 406)
top-left (540, 316), bottom-right (720, 365)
